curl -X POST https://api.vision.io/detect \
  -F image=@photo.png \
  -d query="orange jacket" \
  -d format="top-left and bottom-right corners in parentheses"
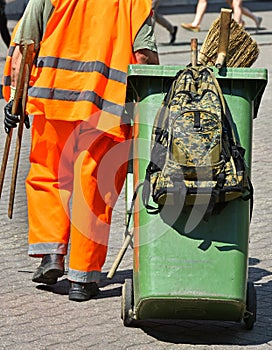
top-left (3, 0), bottom-right (152, 140)
top-left (2, 21), bottom-right (20, 102)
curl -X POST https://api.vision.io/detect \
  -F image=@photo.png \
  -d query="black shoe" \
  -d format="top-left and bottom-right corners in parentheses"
top-left (69, 282), bottom-right (100, 302)
top-left (32, 254), bottom-right (65, 285)
top-left (170, 26), bottom-right (178, 44)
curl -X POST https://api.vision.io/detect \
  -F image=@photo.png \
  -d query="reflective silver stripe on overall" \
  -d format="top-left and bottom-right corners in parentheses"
top-left (35, 57), bottom-right (127, 83)
top-left (28, 242), bottom-right (68, 255)
top-left (3, 45), bottom-right (15, 86)
top-left (28, 57), bottom-right (127, 117)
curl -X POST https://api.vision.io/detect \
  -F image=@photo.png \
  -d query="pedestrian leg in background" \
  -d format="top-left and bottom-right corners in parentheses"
top-left (152, 0), bottom-right (178, 44)
top-left (181, 0), bottom-right (207, 32)
top-left (226, 0), bottom-right (262, 28)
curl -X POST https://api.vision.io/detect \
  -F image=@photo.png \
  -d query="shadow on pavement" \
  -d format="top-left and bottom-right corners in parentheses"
top-left (34, 269), bottom-right (133, 299)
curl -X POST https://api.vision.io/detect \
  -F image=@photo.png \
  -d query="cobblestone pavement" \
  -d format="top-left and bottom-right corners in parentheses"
top-left (0, 2), bottom-right (271, 350)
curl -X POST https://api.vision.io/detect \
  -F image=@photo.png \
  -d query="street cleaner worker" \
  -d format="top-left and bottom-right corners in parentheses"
top-left (2, 0), bottom-right (159, 302)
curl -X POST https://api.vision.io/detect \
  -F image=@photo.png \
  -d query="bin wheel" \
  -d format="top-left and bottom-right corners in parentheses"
top-left (121, 279), bottom-right (134, 327)
top-left (243, 281), bottom-right (257, 330)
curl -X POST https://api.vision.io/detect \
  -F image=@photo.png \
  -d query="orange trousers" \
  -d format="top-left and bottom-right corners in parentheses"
top-left (26, 116), bottom-right (131, 283)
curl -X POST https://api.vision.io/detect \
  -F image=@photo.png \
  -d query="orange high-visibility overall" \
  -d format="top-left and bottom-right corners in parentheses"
top-left (2, 20), bottom-right (20, 101)
top-left (8, 0), bottom-right (152, 283)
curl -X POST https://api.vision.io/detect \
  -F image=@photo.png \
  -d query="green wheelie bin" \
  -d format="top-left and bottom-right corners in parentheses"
top-left (121, 65), bottom-right (267, 330)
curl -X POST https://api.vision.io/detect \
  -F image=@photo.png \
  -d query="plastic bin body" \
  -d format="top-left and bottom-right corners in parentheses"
top-left (126, 65), bottom-right (267, 322)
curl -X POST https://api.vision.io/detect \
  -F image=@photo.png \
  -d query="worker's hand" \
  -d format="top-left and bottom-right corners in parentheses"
top-left (4, 99), bottom-right (30, 134)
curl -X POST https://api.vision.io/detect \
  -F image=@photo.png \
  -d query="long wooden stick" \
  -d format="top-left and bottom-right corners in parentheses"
top-left (107, 230), bottom-right (134, 279)
top-left (215, 8), bottom-right (232, 68)
top-left (0, 85), bottom-right (21, 198)
top-left (191, 38), bottom-right (198, 66)
top-left (0, 41), bottom-right (34, 201)
top-left (8, 40), bottom-right (34, 218)
top-left (0, 40), bottom-right (34, 217)
top-left (0, 131), bottom-right (12, 198)
top-left (106, 182), bottom-right (143, 279)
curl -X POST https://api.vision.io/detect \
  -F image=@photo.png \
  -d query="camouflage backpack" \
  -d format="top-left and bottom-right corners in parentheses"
top-left (142, 65), bottom-right (253, 219)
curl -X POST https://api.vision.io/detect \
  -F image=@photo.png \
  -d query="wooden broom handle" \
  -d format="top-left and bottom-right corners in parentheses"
top-left (191, 38), bottom-right (198, 66)
top-left (215, 8), bottom-right (232, 68)
top-left (0, 131), bottom-right (12, 198)
top-left (8, 40), bottom-right (34, 218)
top-left (107, 232), bottom-right (133, 279)
top-left (0, 41), bottom-right (34, 200)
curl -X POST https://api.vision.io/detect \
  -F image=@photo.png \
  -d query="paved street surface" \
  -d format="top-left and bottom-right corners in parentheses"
top-left (0, 2), bottom-right (271, 349)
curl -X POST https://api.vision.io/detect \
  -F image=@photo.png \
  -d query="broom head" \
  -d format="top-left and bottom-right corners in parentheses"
top-left (198, 16), bottom-right (259, 67)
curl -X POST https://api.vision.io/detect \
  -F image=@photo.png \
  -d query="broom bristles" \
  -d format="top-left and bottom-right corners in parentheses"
top-left (198, 17), bottom-right (259, 67)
